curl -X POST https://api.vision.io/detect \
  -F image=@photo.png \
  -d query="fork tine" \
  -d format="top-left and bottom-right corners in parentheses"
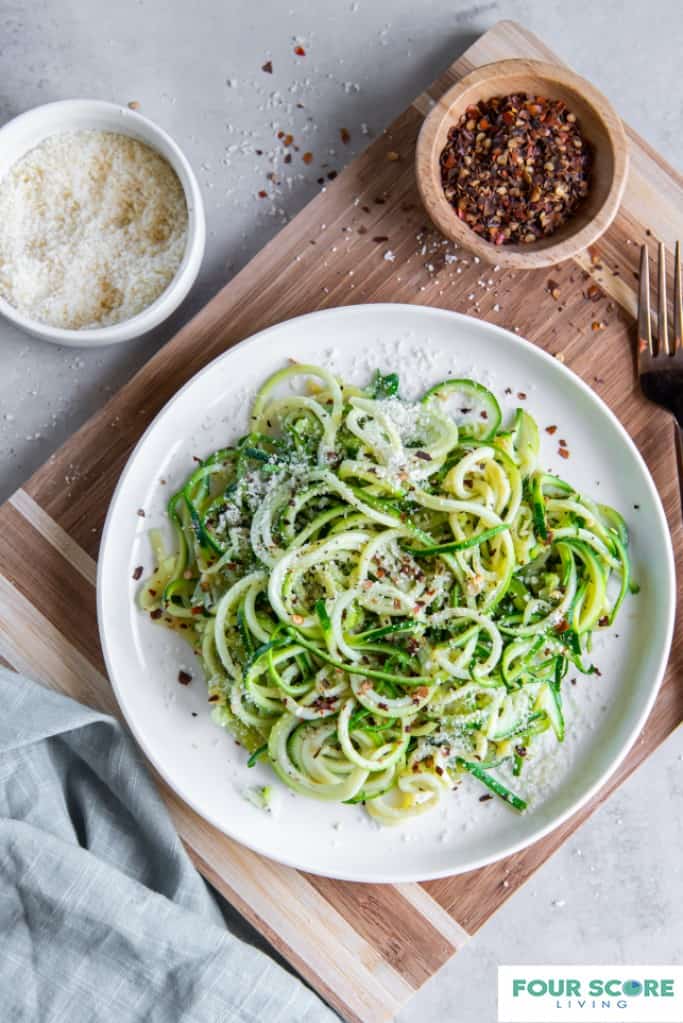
top-left (658, 241), bottom-right (669, 356)
top-left (638, 245), bottom-right (653, 356)
top-left (674, 240), bottom-right (682, 354)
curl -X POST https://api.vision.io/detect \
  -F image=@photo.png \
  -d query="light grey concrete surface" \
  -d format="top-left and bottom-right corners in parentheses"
top-left (0, 1), bottom-right (681, 1020)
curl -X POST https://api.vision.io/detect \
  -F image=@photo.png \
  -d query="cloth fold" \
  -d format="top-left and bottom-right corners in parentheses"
top-left (0, 667), bottom-right (336, 1023)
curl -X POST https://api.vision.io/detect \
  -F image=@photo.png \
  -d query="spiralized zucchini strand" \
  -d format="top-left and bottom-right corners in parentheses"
top-left (139, 365), bottom-right (632, 824)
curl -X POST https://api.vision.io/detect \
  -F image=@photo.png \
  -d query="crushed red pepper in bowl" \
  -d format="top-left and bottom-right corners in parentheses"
top-left (440, 93), bottom-right (592, 246)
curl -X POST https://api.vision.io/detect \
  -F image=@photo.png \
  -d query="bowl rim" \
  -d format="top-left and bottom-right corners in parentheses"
top-left (0, 98), bottom-right (206, 347)
top-left (415, 58), bottom-right (629, 268)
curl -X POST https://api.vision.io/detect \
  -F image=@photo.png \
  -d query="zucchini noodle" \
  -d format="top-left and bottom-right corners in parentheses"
top-left (139, 364), bottom-right (633, 824)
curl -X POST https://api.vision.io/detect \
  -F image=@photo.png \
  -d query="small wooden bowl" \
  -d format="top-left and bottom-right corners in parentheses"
top-left (416, 59), bottom-right (629, 268)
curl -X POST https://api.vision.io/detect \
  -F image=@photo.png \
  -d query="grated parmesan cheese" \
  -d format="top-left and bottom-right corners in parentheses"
top-left (0, 130), bottom-right (188, 329)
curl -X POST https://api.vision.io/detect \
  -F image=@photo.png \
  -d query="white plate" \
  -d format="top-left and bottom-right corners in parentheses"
top-left (98, 305), bottom-right (675, 882)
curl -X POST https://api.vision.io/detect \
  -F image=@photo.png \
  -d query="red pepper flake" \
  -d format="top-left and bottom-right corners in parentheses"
top-left (208, 694), bottom-right (220, 702)
top-left (545, 425), bottom-right (558, 435)
top-left (587, 244), bottom-right (602, 267)
top-left (327, 170), bottom-right (337, 180)
top-left (554, 618), bottom-right (570, 634)
top-left (440, 93), bottom-right (592, 245)
top-left (178, 670), bottom-right (192, 686)
top-left (558, 447), bottom-right (570, 459)
top-left (591, 320), bottom-right (604, 331)
top-left (386, 151), bottom-right (400, 161)
top-left (191, 606), bottom-right (203, 616)
top-left (340, 127), bottom-right (351, 145)
top-left (147, 588), bottom-right (157, 597)
top-left (598, 615), bottom-right (610, 627)
top-left (132, 565), bottom-right (143, 580)
top-left (559, 438), bottom-right (567, 447)
top-left (261, 60), bottom-right (273, 73)
top-left (515, 744), bottom-right (528, 757)
top-left (294, 45), bottom-right (306, 56)
top-left (546, 279), bottom-right (560, 300)
top-left (283, 133), bottom-right (294, 147)
top-left (150, 609), bottom-right (163, 620)
top-left (257, 190), bottom-right (268, 198)
top-left (517, 391), bottom-right (527, 400)
top-left (415, 450), bottom-right (432, 461)
top-left (358, 224), bottom-right (368, 235)
top-left (372, 235), bottom-right (389, 243)
top-left (374, 197), bottom-right (386, 205)
top-left (302, 151), bottom-right (313, 164)
top-left (479, 793), bottom-right (493, 802)
top-left (284, 153), bottom-right (292, 164)
top-left (136, 508), bottom-right (145, 517)
top-left (586, 283), bottom-right (602, 301)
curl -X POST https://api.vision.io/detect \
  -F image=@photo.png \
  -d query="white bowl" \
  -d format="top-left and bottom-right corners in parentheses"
top-left (0, 99), bottom-right (205, 347)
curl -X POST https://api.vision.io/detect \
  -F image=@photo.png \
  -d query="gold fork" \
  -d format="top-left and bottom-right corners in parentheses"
top-left (637, 240), bottom-right (683, 510)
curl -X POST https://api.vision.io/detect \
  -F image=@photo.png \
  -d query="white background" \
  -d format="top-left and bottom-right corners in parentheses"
top-left (498, 966), bottom-right (683, 1022)
top-left (0, 1), bottom-right (681, 1019)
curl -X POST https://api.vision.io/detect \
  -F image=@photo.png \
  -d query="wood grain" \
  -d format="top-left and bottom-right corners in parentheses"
top-left (0, 20), bottom-right (681, 1022)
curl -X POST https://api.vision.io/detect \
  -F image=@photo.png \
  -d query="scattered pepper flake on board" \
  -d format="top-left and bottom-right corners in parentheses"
top-left (373, 235), bottom-right (389, 243)
top-left (132, 565), bottom-right (143, 580)
top-left (177, 670), bottom-right (192, 686)
top-left (261, 60), bottom-right (273, 73)
top-left (302, 151), bottom-right (313, 164)
top-left (340, 128), bottom-right (351, 145)
top-left (127, 100), bottom-right (140, 111)
top-left (517, 391), bottom-right (527, 400)
top-left (294, 45), bottom-right (306, 56)
top-left (546, 279), bottom-right (560, 299)
top-left (257, 190), bottom-right (267, 199)
top-left (150, 608), bottom-right (162, 620)
top-left (558, 447), bottom-right (570, 459)
top-left (586, 283), bottom-right (602, 301)
top-left (136, 508), bottom-right (145, 518)
top-left (545, 425), bottom-right (558, 435)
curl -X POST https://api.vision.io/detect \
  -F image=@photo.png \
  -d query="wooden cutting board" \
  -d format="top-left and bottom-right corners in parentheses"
top-left (1, 19), bottom-right (681, 1023)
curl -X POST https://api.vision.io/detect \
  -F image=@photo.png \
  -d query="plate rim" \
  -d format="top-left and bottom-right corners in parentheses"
top-left (97, 303), bottom-right (676, 883)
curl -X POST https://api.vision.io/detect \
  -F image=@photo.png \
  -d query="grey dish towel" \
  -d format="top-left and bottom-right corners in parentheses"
top-left (0, 667), bottom-right (336, 1023)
